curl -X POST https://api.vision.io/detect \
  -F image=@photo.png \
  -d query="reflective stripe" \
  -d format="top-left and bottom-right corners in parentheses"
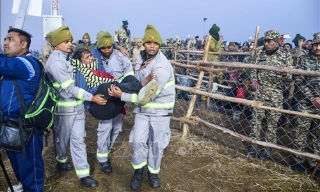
top-left (77, 89), bottom-right (85, 100)
top-left (60, 79), bottom-right (75, 89)
top-left (148, 165), bottom-right (160, 174)
top-left (132, 161), bottom-right (147, 169)
top-left (118, 71), bottom-right (135, 82)
top-left (141, 101), bottom-right (175, 109)
top-left (56, 157), bottom-right (67, 163)
top-left (130, 94), bottom-right (138, 103)
top-left (97, 150), bottom-right (110, 158)
top-left (155, 80), bottom-right (175, 95)
top-left (16, 57), bottom-right (35, 80)
top-left (57, 100), bottom-right (83, 107)
top-left (76, 168), bottom-right (90, 177)
top-left (52, 82), bottom-right (60, 89)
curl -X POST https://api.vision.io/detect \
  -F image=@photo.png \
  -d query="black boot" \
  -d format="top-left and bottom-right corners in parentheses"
top-left (247, 145), bottom-right (258, 158)
top-left (100, 159), bottom-right (112, 174)
top-left (57, 162), bottom-right (73, 171)
top-left (148, 172), bottom-right (160, 188)
top-left (80, 176), bottom-right (99, 188)
top-left (260, 148), bottom-right (272, 160)
top-left (130, 168), bottom-right (146, 190)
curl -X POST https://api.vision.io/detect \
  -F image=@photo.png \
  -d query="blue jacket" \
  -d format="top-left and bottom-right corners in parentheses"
top-left (91, 42), bottom-right (120, 71)
top-left (0, 52), bottom-right (41, 119)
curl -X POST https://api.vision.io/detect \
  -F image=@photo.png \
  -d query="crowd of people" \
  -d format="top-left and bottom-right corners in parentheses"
top-left (172, 24), bottom-right (320, 177)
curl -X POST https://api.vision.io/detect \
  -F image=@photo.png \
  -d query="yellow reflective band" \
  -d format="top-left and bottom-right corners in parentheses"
top-left (148, 165), bottom-right (160, 174)
top-left (77, 89), bottom-right (85, 100)
top-left (132, 161), bottom-right (147, 170)
top-left (57, 100), bottom-right (83, 107)
top-left (130, 94), bottom-right (138, 103)
top-left (52, 82), bottom-right (60, 89)
top-left (97, 150), bottom-right (110, 158)
top-left (155, 80), bottom-right (175, 96)
top-left (60, 79), bottom-right (75, 89)
top-left (56, 157), bottom-right (67, 163)
top-left (76, 168), bottom-right (90, 177)
top-left (141, 101), bottom-right (175, 109)
top-left (118, 71), bottom-right (135, 82)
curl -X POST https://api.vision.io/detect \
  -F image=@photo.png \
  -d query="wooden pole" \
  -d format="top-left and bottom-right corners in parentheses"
top-left (177, 49), bottom-right (250, 55)
top-left (181, 36), bottom-right (211, 140)
top-left (251, 26), bottom-right (260, 56)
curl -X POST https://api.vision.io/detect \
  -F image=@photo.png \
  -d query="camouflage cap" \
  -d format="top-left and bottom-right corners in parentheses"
top-left (264, 30), bottom-right (280, 43)
top-left (312, 32), bottom-right (320, 44)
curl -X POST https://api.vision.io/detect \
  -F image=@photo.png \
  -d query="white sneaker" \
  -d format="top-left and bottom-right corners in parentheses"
top-left (137, 79), bottom-right (158, 106)
top-left (7, 182), bottom-right (23, 192)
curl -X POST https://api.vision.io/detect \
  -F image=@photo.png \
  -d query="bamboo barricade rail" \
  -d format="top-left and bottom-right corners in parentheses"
top-left (175, 73), bottom-right (232, 89)
top-left (160, 47), bottom-right (175, 50)
top-left (176, 60), bottom-right (320, 77)
top-left (171, 116), bottom-right (320, 162)
top-left (181, 35), bottom-right (211, 140)
top-left (171, 61), bottom-right (227, 73)
top-left (176, 84), bottom-right (320, 120)
top-left (177, 49), bottom-right (251, 55)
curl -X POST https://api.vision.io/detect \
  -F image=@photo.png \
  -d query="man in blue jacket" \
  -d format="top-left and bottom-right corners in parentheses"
top-left (0, 28), bottom-right (43, 191)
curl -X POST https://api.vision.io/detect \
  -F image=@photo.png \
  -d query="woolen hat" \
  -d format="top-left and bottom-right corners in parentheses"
top-left (83, 32), bottom-right (90, 40)
top-left (46, 31), bottom-right (54, 44)
top-left (142, 25), bottom-right (162, 46)
top-left (52, 26), bottom-right (73, 46)
top-left (97, 31), bottom-right (114, 49)
top-left (292, 34), bottom-right (306, 47)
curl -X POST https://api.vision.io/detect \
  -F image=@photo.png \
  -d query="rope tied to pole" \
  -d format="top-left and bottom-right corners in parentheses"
top-left (190, 116), bottom-right (199, 126)
top-left (251, 101), bottom-right (263, 109)
top-left (196, 60), bottom-right (203, 71)
top-left (188, 88), bottom-right (198, 95)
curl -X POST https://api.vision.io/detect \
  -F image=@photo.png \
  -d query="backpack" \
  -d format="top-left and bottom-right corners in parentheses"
top-left (14, 59), bottom-right (59, 129)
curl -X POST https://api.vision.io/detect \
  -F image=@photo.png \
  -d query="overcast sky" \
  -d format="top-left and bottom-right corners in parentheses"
top-left (1, 0), bottom-right (319, 50)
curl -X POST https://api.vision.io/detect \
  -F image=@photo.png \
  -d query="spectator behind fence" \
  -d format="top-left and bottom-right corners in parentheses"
top-left (207, 24), bottom-right (222, 61)
top-left (247, 30), bottom-right (292, 160)
top-left (291, 32), bottom-right (320, 175)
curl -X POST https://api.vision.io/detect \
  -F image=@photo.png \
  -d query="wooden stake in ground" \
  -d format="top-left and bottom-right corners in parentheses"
top-left (182, 35), bottom-right (211, 140)
top-left (251, 26), bottom-right (260, 56)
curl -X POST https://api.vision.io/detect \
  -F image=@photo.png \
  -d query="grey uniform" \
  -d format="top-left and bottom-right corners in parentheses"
top-left (96, 49), bottom-right (133, 163)
top-left (46, 50), bottom-right (93, 178)
top-left (121, 51), bottom-right (175, 174)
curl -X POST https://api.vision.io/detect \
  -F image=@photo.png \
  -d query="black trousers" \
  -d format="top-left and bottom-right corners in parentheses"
top-left (89, 75), bottom-right (142, 120)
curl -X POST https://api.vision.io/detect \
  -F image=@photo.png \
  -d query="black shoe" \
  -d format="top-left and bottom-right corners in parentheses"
top-left (247, 145), bottom-right (258, 158)
top-left (291, 164), bottom-right (306, 174)
top-left (148, 172), bottom-right (160, 188)
top-left (130, 168), bottom-right (146, 190)
top-left (260, 148), bottom-right (272, 160)
top-left (80, 176), bottom-right (99, 188)
top-left (57, 162), bottom-right (74, 171)
top-left (100, 160), bottom-right (112, 174)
